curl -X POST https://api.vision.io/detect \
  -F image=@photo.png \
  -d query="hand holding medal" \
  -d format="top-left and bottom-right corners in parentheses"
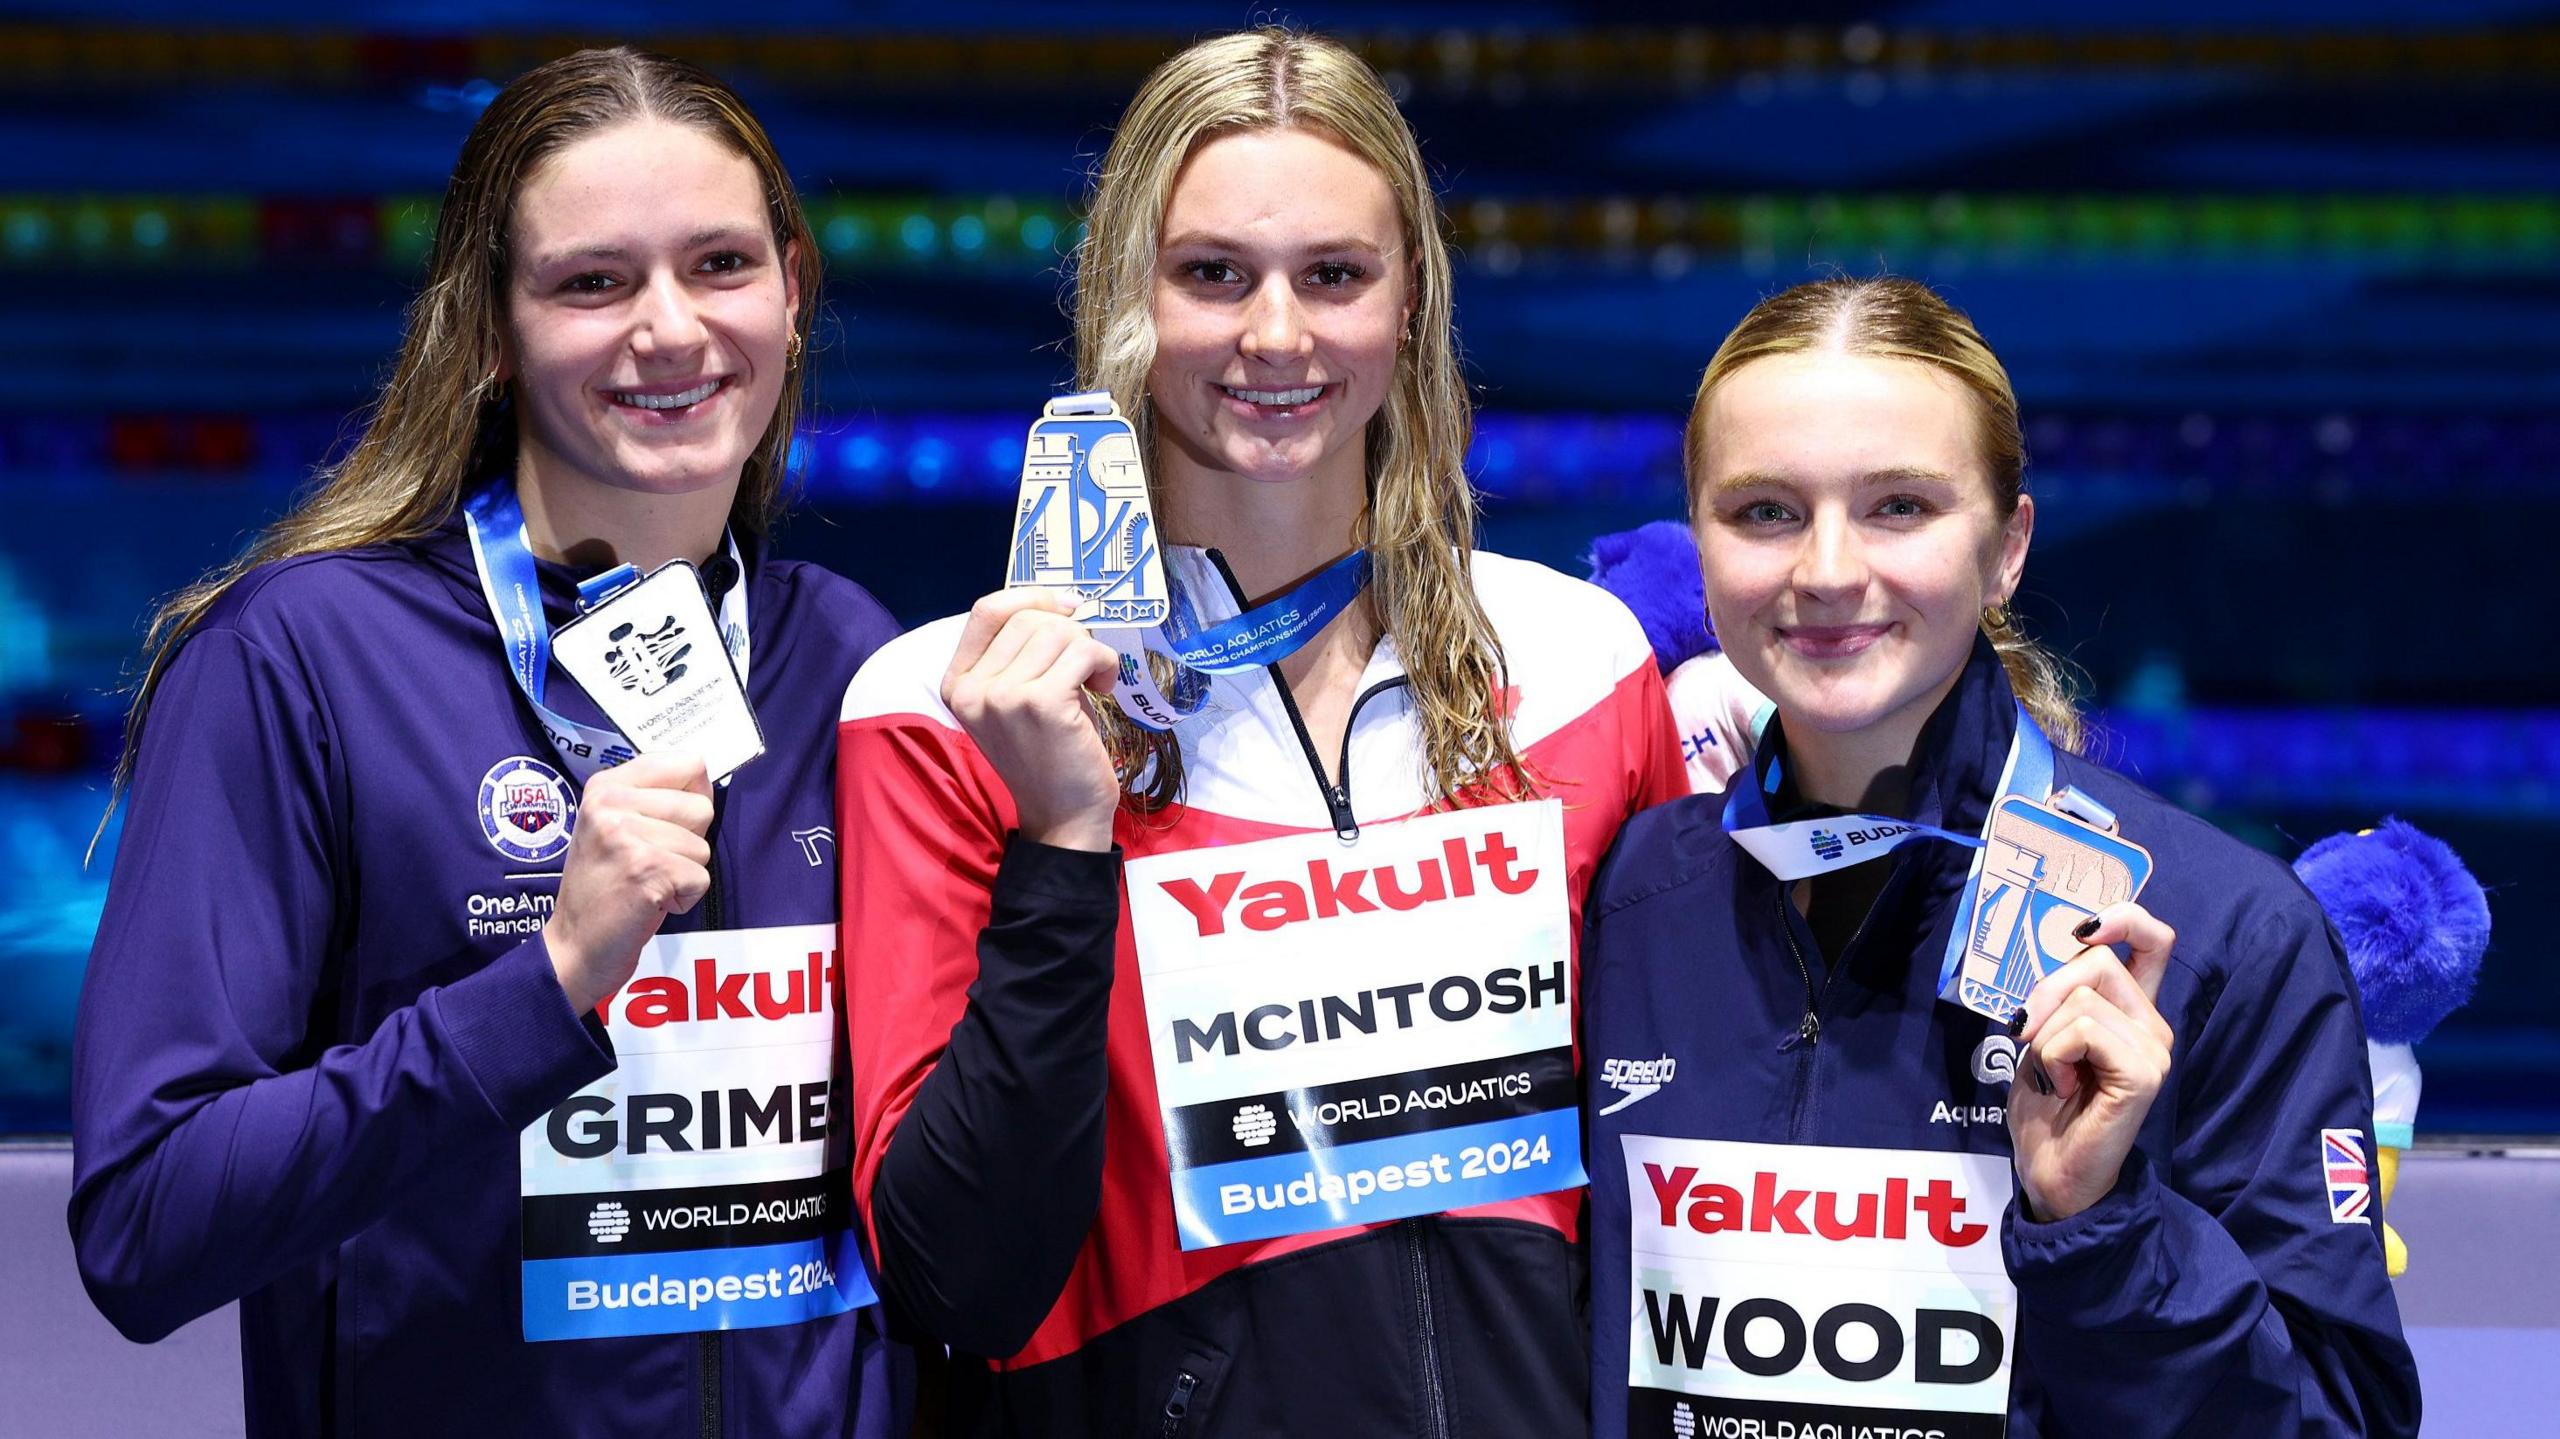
top-left (542, 752), bottom-right (717, 1014)
top-left (940, 588), bottom-right (1121, 852)
top-left (2006, 900), bottom-right (2180, 1222)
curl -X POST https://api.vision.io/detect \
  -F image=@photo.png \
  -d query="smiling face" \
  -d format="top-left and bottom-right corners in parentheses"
top-left (502, 117), bottom-right (798, 521)
top-left (1692, 349), bottom-right (2032, 757)
top-left (1145, 126), bottom-right (1412, 502)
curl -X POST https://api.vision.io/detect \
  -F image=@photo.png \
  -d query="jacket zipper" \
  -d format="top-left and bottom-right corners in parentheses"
top-left (1202, 549), bottom-right (1404, 842)
top-left (1202, 551), bottom-right (1443, 1428)
top-left (1774, 885), bottom-right (1828, 1145)
top-left (1160, 1370), bottom-right (1199, 1437)
top-left (698, 785), bottom-right (728, 1439)
top-left (1403, 1221), bottom-right (1453, 1439)
top-left (1774, 864), bottom-right (1900, 1143)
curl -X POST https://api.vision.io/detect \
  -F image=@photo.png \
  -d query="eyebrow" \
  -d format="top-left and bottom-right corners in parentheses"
top-left (1158, 230), bottom-right (1394, 256)
top-left (528, 225), bottom-right (765, 269)
top-left (1710, 465), bottom-right (1962, 494)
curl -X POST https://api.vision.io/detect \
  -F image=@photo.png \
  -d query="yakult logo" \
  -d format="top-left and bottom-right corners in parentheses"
top-left (596, 952), bottom-right (839, 1028)
top-left (1155, 829), bottom-right (1537, 937)
top-left (1645, 1163), bottom-right (1990, 1247)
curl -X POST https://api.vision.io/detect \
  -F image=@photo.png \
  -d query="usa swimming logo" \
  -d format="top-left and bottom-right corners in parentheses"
top-left (480, 756), bottom-right (577, 865)
top-left (2322, 1128), bottom-right (2372, 1224)
top-left (1810, 829), bottom-right (1844, 862)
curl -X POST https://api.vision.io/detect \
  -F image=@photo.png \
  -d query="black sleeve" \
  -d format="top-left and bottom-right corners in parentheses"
top-left (868, 836), bottom-right (1121, 1357)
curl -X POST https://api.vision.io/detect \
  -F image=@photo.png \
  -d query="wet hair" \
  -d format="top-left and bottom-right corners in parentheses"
top-left (1073, 26), bottom-right (1526, 808)
top-left (105, 48), bottom-right (818, 841)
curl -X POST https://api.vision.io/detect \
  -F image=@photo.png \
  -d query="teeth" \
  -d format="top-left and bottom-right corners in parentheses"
top-left (618, 380), bottom-right (719, 410)
top-left (1226, 385), bottom-right (1323, 407)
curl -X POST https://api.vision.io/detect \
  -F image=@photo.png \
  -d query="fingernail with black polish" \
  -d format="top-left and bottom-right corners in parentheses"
top-left (2072, 916), bottom-right (2100, 941)
top-left (2006, 1007), bottom-right (2028, 1038)
top-left (2027, 1053), bottom-right (2056, 1096)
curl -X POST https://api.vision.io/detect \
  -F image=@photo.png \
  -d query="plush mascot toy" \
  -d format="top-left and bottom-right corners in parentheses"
top-left (2293, 823), bottom-right (2492, 1275)
top-left (1592, 524), bottom-right (2495, 1276)
top-left (1587, 520), bottom-right (1764, 794)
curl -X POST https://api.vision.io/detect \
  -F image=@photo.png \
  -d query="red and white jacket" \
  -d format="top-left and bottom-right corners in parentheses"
top-left (838, 547), bottom-right (1685, 1435)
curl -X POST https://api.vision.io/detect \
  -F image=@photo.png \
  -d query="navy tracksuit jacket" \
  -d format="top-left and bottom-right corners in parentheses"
top-left (1583, 641), bottom-right (2419, 1437)
top-left (69, 517), bottom-right (908, 1437)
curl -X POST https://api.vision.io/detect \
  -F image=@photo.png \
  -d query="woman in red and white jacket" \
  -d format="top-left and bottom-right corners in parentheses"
top-left (836, 26), bottom-right (1696, 1437)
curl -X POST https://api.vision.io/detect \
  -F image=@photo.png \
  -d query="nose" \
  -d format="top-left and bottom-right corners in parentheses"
top-left (1791, 505), bottom-right (1867, 603)
top-left (630, 270), bottom-right (709, 361)
top-left (1238, 277), bottom-right (1312, 364)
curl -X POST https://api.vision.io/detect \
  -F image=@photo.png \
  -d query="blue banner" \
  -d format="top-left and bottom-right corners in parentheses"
top-left (1173, 1106), bottom-right (1583, 1249)
top-left (522, 1227), bottom-right (877, 1342)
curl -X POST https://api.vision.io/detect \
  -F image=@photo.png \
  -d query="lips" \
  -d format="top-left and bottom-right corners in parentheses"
top-left (1778, 622), bottom-right (1893, 660)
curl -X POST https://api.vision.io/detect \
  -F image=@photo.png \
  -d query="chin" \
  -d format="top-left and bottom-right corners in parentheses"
top-left (608, 446), bottom-right (752, 497)
top-left (1218, 437), bottom-right (1335, 484)
top-left (1759, 665), bottom-right (1925, 738)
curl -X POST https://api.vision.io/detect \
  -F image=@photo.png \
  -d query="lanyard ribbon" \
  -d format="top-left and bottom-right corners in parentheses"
top-left (462, 482), bottom-right (751, 782)
top-left (1722, 703), bottom-right (2057, 1008)
top-left (1102, 549), bottom-right (1371, 732)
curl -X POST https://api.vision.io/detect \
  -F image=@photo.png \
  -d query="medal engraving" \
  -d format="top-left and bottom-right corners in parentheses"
top-left (1956, 797), bottom-right (2153, 1017)
top-left (1008, 392), bottom-right (1167, 627)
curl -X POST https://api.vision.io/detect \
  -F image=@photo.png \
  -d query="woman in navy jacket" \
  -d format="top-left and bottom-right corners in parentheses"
top-left (69, 49), bottom-right (905, 1437)
top-left (1584, 276), bottom-right (2419, 1437)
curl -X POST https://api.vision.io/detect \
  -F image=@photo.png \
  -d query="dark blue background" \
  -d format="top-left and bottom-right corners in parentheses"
top-left (2, 1), bottom-right (2549, 1133)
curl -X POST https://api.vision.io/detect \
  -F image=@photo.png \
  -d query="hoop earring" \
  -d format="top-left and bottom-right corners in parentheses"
top-left (1983, 602), bottom-right (2013, 630)
top-left (786, 332), bottom-right (804, 363)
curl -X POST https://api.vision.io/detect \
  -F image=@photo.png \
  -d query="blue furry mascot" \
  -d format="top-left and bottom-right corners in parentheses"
top-left (2294, 822), bottom-right (2493, 1275)
top-left (1586, 521), bottom-right (1765, 793)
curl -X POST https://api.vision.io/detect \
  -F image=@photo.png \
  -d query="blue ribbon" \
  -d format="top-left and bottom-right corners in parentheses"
top-left (1103, 550), bottom-right (1372, 732)
top-left (1165, 550), bottom-right (1371, 675)
top-left (460, 482), bottom-right (748, 782)
top-left (1721, 703), bottom-right (2057, 1014)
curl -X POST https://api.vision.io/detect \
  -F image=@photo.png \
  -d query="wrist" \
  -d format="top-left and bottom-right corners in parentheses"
top-left (1019, 809), bottom-right (1115, 852)
top-left (542, 924), bottom-right (603, 1014)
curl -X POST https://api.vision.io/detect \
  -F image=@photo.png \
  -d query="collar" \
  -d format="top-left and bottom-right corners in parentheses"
top-left (1752, 634), bottom-right (2021, 845)
top-left (420, 509), bottom-right (760, 621)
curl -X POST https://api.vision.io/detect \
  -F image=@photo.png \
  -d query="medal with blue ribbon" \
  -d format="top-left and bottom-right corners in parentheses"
top-left (462, 482), bottom-right (751, 783)
top-left (1723, 706), bottom-right (2148, 1020)
top-left (1006, 391), bottom-right (1371, 732)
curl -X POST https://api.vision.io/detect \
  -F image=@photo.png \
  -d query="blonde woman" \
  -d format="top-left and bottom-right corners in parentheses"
top-left (70, 49), bottom-right (907, 1437)
top-left (838, 27), bottom-right (1686, 1435)
top-left (1581, 277), bottom-right (2418, 1436)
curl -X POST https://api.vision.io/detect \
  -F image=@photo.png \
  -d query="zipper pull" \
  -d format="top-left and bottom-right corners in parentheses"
top-left (1327, 784), bottom-right (1360, 844)
top-left (1161, 1371), bottom-right (1200, 1437)
top-left (1797, 1010), bottom-right (1822, 1047)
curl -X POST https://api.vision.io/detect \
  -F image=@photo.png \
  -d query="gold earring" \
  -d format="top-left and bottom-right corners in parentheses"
top-left (1983, 602), bottom-right (2013, 630)
top-left (787, 332), bottom-right (803, 362)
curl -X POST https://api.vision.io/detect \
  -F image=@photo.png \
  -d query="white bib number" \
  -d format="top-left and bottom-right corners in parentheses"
top-left (1623, 1136), bottom-right (2015, 1438)
top-left (517, 925), bottom-right (875, 1340)
top-left (1127, 800), bottom-right (1584, 1249)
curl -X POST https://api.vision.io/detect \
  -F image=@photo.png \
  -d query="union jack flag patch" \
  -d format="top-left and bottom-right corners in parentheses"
top-left (2322, 1128), bottom-right (2372, 1224)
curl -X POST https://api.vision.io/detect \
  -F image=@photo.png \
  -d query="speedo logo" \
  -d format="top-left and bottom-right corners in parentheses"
top-left (1155, 831), bottom-right (1538, 937)
top-left (1597, 1054), bottom-right (1677, 1115)
top-left (1645, 1164), bottom-right (1991, 1247)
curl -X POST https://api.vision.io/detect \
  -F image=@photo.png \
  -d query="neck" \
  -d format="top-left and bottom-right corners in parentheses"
top-left (1158, 449), bottom-right (1365, 603)
top-left (514, 464), bottom-right (734, 574)
top-left (1781, 666), bottom-right (1969, 814)
top-left (1787, 727), bottom-right (1917, 815)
